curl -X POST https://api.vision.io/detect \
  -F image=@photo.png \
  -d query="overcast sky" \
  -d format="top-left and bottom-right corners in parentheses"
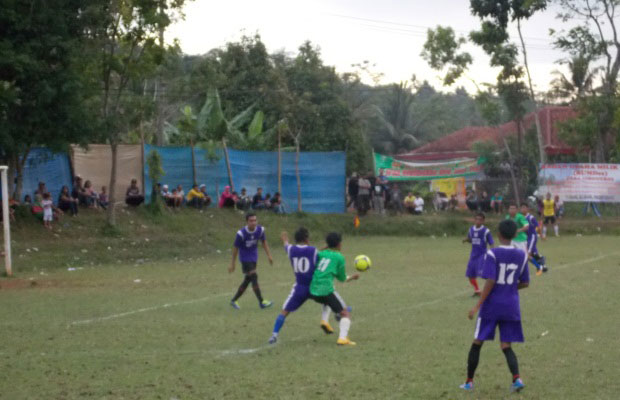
top-left (167, 0), bottom-right (570, 93)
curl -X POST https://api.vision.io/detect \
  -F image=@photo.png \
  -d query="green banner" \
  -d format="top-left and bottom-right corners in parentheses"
top-left (374, 153), bottom-right (483, 181)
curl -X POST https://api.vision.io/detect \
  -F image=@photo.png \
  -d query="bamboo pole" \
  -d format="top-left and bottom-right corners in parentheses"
top-left (222, 138), bottom-right (234, 191)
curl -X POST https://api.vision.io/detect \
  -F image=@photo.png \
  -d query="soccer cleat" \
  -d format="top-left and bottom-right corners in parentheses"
top-left (510, 378), bottom-right (525, 393)
top-left (320, 320), bottom-right (334, 334)
top-left (260, 300), bottom-right (273, 309)
top-left (459, 382), bottom-right (474, 391)
top-left (268, 335), bottom-right (278, 345)
top-left (543, 265), bottom-right (549, 273)
top-left (536, 269), bottom-right (543, 276)
top-left (230, 300), bottom-right (241, 310)
top-left (336, 337), bottom-right (356, 346)
top-left (473, 291), bottom-right (481, 297)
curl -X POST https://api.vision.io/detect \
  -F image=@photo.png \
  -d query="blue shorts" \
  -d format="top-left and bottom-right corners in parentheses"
top-left (465, 255), bottom-right (484, 278)
top-left (474, 317), bottom-right (524, 343)
top-left (282, 284), bottom-right (311, 312)
top-left (527, 235), bottom-right (538, 255)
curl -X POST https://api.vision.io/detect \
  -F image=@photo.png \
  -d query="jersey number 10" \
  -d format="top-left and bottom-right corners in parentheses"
top-left (292, 257), bottom-right (310, 273)
top-left (497, 263), bottom-right (519, 285)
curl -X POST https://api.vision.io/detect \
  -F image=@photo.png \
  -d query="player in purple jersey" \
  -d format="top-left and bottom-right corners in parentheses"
top-left (268, 227), bottom-right (329, 344)
top-left (462, 213), bottom-right (494, 296)
top-left (520, 203), bottom-right (548, 276)
top-left (229, 213), bottom-right (274, 309)
top-left (460, 219), bottom-right (529, 393)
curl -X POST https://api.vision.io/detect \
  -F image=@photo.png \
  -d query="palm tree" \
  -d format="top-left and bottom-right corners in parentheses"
top-left (373, 82), bottom-right (419, 154)
top-left (550, 55), bottom-right (600, 102)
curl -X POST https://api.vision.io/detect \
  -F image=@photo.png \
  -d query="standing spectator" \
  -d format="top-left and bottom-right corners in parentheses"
top-left (491, 192), bottom-right (503, 214)
top-left (125, 179), bottom-right (145, 207)
top-left (199, 184), bottom-right (212, 207)
top-left (72, 176), bottom-right (87, 205)
top-left (98, 186), bottom-right (109, 210)
top-left (466, 191), bottom-right (479, 212)
top-left (58, 186), bottom-right (78, 216)
top-left (479, 191), bottom-right (491, 212)
top-left (404, 191), bottom-right (416, 214)
top-left (237, 188), bottom-right (251, 211)
top-left (252, 187), bottom-right (266, 210)
top-left (389, 184), bottom-right (404, 214)
top-left (42, 193), bottom-right (54, 229)
top-left (414, 193), bottom-right (425, 215)
top-left (372, 175), bottom-right (386, 215)
top-left (83, 180), bottom-right (98, 208)
top-left (271, 192), bottom-right (285, 214)
top-left (357, 174), bottom-right (371, 216)
top-left (347, 172), bottom-right (359, 211)
top-left (554, 195), bottom-right (564, 219)
top-left (187, 184), bottom-right (206, 209)
top-left (219, 186), bottom-right (235, 208)
top-left (368, 174), bottom-right (377, 211)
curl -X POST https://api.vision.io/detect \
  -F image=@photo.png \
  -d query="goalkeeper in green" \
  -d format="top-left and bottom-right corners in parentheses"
top-left (310, 232), bottom-right (359, 346)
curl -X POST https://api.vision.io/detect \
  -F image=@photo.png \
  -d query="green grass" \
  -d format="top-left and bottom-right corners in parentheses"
top-left (1, 234), bottom-right (619, 399)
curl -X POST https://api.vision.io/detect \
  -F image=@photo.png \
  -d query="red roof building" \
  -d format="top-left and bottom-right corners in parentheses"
top-left (397, 106), bottom-right (577, 162)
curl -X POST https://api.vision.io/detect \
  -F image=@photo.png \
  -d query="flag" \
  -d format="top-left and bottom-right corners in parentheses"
top-left (354, 215), bottom-right (360, 229)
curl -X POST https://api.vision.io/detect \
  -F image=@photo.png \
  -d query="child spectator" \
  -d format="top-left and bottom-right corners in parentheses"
top-left (98, 186), bottom-right (109, 210)
top-left (42, 192), bottom-right (54, 229)
top-left (84, 180), bottom-right (98, 208)
top-left (271, 192), bottom-right (285, 214)
top-left (23, 194), bottom-right (32, 205)
top-left (58, 185), bottom-right (78, 216)
top-left (264, 193), bottom-right (272, 210)
top-left (125, 178), bottom-right (145, 206)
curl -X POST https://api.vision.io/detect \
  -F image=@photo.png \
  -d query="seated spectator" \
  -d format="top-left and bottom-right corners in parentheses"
top-left (264, 193), bottom-right (272, 210)
top-left (490, 192), bottom-right (503, 214)
top-left (58, 185), bottom-right (78, 216)
top-left (271, 192), bottom-right (285, 214)
top-left (31, 193), bottom-right (44, 220)
top-left (252, 187), bottom-right (265, 209)
top-left (83, 180), bottom-right (98, 208)
top-left (98, 186), bottom-right (109, 210)
top-left (199, 184), bottom-right (212, 207)
top-left (219, 186), bottom-right (235, 208)
top-left (35, 181), bottom-right (50, 197)
top-left (479, 191), bottom-right (492, 212)
top-left (23, 194), bottom-right (32, 205)
top-left (169, 188), bottom-right (182, 208)
top-left (413, 193), bottom-right (424, 215)
top-left (237, 188), bottom-right (251, 211)
top-left (433, 191), bottom-right (449, 211)
top-left (72, 176), bottom-right (88, 206)
top-left (448, 194), bottom-right (459, 211)
top-left (125, 178), bottom-right (144, 207)
top-left (161, 185), bottom-right (174, 207)
top-left (466, 191), bottom-right (478, 212)
top-left (175, 185), bottom-right (185, 205)
top-left (404, 192), bottom-right (416, 214)
top-left (187, 184), bottom-right (207, 209)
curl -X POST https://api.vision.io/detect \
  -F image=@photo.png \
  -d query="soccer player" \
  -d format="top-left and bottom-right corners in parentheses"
top-left (542, 192), bottom-right (559, 238)
top-left (310, 232), bottom-right (359, 346)
top-left (460, 219), bottom-right (529, 393)
top-left (520, 203), bottom-right (548, 276)
top-left (505, 203), bottom-right (529, 253)
top-left (269, 227), bottom-right (328, 344)
top-left (229, 213), bottom-right (273, 309)
top-left (462, 213), bottom-right (494, 296)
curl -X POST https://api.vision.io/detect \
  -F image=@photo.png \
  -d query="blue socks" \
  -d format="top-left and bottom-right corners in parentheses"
top-left (273, 314), bottom-right (286, 334)
top-left (530, 257), bottom-right (542, 271)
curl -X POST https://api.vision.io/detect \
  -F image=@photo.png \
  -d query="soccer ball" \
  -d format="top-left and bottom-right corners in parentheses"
top-left (354, 255), bottom-right (371, 271)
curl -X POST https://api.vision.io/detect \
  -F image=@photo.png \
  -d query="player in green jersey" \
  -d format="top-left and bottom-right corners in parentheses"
top-left (310, 232), bottom-right (359, 346)
top-left (505, 203), bottom-right (530, 253)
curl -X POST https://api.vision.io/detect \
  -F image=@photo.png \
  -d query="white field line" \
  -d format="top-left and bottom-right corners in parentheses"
top-left (551, 251), bottom-right (620, 271)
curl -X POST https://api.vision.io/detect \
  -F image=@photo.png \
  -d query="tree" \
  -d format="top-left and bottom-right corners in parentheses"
top-left (371, 82), bottom-right (419, 154)
top-left (0, 0), bottom-right (92, 200)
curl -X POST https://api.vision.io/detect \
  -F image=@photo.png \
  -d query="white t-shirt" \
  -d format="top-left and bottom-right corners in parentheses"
top-left (414, 197), bottom-right (424, 212)
top-left (42, 199), bottom-right (53, 219)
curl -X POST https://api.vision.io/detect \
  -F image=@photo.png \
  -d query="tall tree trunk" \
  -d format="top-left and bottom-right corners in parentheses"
top-left (107, 142), bottom-right (119, 226)
top-left (11, 148), bottom-right (30, 201)
top-left (503, 138), bottom-right (521, 206)
top-left (295, 138), bottom-right (302, 212)
top-left (222, 138), bottom-right (234, 191)
top-left (190, 140), bottom-right (197, 186)
top-left (517, 19), bottom-right (547, 164)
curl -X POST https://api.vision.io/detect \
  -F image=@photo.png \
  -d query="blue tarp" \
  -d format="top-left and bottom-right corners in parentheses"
top-left (144, 145), bottom-right (345, 213)
top-left (17, 148), bottom-right (73, 204)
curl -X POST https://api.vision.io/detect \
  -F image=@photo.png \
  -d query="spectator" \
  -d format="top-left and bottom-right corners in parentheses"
top-left (58, 185), bottom-right (78, 216)
top-left (413, 193), bottom-right (425, 215)
top-left (187, 184), bottom-right (206, 208)
top-left (404, 191), bottom-right (416, 214)
top-left (219, 186), bottom-right (235, 208)
top-left (199, 184), bottom-right (212, 208)
top-left (479, 191), bottom-right (491, 212)
top-left (31, 193), bottom-right (44, 220)
top-left (170, 188), bottom-right (183, 208)
top-left (98, 186), bottom-right (109, 210)
top-left (23, 194), bottom-right (32, 205)
top-left (555, 195), bottom-right (564, 219)
top-left (466, 191), bottom-right (478, 212)
top-left (161, 185), bottom-right (174, 207)
top-left (357, 174), bottom-right (371, 216)
top-left (72, 176), bottom-right (87, 205)
top-left (389, 184), bottom-right (404, 214)
top-left (175, 185), bottom-right (185, 201)
top-left (252, 187), bottom-right (265, 210)
top-left (271, 192), bottom-right (285, 214)
top-left (491, 192), bottom-right (503, 214)
top-left (432, 191), bottom-right (449, 211)
top-left (35, 181), bottom-right (49, 197)
top-left (448, 194), bottom-right (459, 211)
top-left (237, 188), bottom-right (251, 211)
top-left (42, 192), bottom-right (56, 229)
top-left (368, 174), bottom-right (377, 211)
top-left (125, 178), bottom-right (144, 207)
top-left (347, 172), bottom-right (359, 211)
top-left (372, 175), bottom-right (386, 215)
top-left (83, 180), bottom-right (98, 208)
top-left (264, 193), bottom-right (272, 210)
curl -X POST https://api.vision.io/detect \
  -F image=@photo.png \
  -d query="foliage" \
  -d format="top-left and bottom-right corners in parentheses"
top-left (146, 149), bottom-right (165, 186)
top-left (421, 26), bottom-right (473, 86)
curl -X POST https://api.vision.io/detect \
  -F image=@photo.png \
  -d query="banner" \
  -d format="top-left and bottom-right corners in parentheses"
top-left (374, 153), bottom-right (483, 181)
top-left (430, 177), bottom-right (466, 198)
top-left (538, 163), bottom-right (620, 203)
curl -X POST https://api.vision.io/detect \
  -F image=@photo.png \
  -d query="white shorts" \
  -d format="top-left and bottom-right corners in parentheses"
top-left (43, 213), bottom-right (53, 222)
top-left (511, 240), bottom-right (528, 253)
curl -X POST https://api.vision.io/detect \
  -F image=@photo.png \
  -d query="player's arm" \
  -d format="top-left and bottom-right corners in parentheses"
top-left (462, 236), bottom-right (471, 244)
top-left (518, 281), bottom-right (529, 289)
top-left (468, 279), bottom-right (495, 319)
top-left (281, 231), bottom-right (290, 248)
top-left (261, 239), bottom-right (273, 265)
top-left (229, 247), bottom-right (238, 273)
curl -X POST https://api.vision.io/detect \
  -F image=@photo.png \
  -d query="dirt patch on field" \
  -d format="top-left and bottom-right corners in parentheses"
top-left (0, 278), bottom-right (56, 290)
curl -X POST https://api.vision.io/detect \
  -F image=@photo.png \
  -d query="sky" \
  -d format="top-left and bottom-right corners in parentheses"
top-left (166, 0), bottom-right (571, 93)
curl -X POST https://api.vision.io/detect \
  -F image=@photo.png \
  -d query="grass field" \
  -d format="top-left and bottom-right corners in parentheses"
top-left (1, 232), bottom-right (619, 399)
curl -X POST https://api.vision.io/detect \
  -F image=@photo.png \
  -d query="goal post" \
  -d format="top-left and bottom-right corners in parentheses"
top-left (0, 166), bottom-right (12, 276)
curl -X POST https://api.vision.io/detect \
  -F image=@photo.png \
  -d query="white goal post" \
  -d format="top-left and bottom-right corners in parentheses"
top-left (1, 166), bottom-right (12, 276)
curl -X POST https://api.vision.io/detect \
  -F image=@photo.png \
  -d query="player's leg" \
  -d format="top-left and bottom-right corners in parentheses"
top-left (248, 271), bottom-right (272, 308)
top-left (465, 258), bottom-right (480, 295)
top-left (553, 217), bottom-right (559, 237)
top-left (461, 318), bottom-right (495, 390)
top-left (231, 273), bottom-right (251, 308)
top-left (329, 291), bottom-right (355, 345)
top-left (542, 218), bottom-right (548, 238)
top-left (320, 305), bottom-right (334, 334)
top-left (499, 321), bottom-right (525, 392)
top-left (269, 285), bottom-right (309, 343)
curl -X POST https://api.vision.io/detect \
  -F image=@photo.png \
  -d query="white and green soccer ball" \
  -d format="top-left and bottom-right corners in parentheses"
top-left (354, 255), bottom-right (372, 272)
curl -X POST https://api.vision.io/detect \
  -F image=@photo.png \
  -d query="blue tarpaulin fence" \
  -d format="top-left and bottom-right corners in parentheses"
top-left (144, 145), bottom-right (346, 213)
